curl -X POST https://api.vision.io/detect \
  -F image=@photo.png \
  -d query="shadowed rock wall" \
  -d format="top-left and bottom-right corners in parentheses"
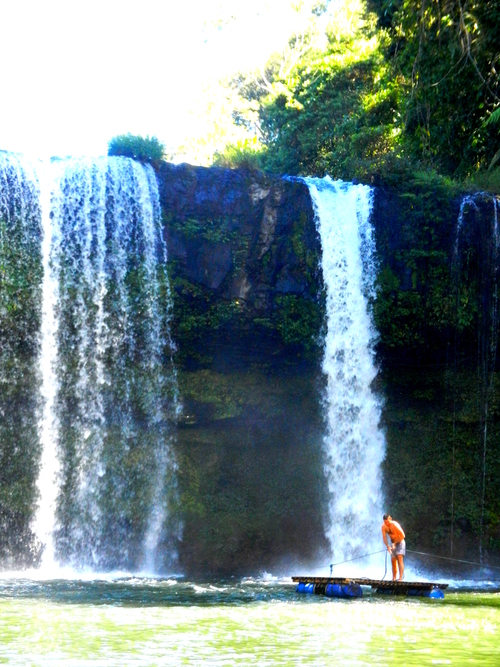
top-left (158, 163), bottom-right (329, 575)
top-left (370, 187), bottom-right (500, 571)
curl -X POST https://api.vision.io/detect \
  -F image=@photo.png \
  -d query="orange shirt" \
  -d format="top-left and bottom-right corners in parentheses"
top-left (382, 520), bottom-right (405, 544)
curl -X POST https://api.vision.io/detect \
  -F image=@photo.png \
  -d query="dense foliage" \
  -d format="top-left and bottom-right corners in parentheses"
top-left (218, 0), bottom-right (500, 188)
top-left (369, 0), bottom-right (500, 176)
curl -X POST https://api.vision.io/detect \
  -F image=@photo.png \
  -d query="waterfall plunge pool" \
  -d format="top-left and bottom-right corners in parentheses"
top-left (0, 576), bottom-right (499, 666)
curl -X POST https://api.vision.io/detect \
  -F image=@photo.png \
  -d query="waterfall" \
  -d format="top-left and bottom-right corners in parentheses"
top-left (0, 153), bottom-right (43, 567)
top-left (304, 177), bottom-right (385, 561)
top-left (32, 161), bottom-right (61, 568)
top-left (453, 192), bottom-right (500, 562)
top-left (26, 158), bottom-right (179, 571)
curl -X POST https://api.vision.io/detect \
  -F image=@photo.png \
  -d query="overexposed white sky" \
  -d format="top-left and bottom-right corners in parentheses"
top-left (0, 0), bottom-right (326, 161)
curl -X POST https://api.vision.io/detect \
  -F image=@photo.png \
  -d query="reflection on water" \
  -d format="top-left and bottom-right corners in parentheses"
top-left (0, 577), bottom-right (499, 666)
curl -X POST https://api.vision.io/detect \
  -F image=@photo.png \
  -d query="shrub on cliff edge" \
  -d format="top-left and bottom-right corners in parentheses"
top-left (212, 137), bottom-right (263, 171)
top-left (107, 133), bottom-right (165, 168)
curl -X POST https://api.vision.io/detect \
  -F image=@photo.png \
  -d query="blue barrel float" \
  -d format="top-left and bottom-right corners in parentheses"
top-left (296, 581), bottom-right (363, 599)
top-left (325, 583), bottom-right (363, 598)
top-left (295, 582), bottom-right (315, 595)
top-left (407, 587), bottom-right (445, 599)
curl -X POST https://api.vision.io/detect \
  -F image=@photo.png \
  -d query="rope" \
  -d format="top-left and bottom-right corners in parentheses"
top-left (381, 549), bottom-right (388, 581)
top-left (328, 547), bottom-right (500, 583)
top-left (328, 547), bottom-right (500, 577)
top-left (407, 549), bottom-right (500, 570)
top-left (330, 549), bottom-right (386, 571)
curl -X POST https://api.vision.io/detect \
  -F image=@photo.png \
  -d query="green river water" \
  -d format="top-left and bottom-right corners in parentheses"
top-left (0, 577), bottom-right (498, 666)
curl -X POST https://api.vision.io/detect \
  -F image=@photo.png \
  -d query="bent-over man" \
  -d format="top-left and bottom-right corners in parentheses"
top-left (381, 514), bottom-right (405, 581)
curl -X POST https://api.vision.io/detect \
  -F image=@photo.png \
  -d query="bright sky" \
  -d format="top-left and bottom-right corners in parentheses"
top-left (0, 0), bottom-right (326, 162)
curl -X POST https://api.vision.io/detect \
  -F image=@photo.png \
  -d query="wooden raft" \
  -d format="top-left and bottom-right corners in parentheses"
top-left (292, 576), bottom-right (448, 595)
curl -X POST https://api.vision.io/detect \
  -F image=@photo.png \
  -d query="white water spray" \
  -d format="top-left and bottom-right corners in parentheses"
top-left (304, 177), bottom-right (385, 561)
top-left (135, 164), bottom-right (181, 572)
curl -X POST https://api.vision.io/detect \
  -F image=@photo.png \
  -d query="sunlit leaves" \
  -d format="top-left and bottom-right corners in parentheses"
top-left (217, 0), bottom-right (499, 182)
top-left (371, 0), bottom-right (500, 175)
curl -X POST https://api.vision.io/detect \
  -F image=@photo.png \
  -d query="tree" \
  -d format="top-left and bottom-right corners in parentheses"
top-left (219, 0), bottom-right (500, 183)
top-left (225, 0), bottom-right (396, 178)
top-left (368, 0), bottom-right (500, 175)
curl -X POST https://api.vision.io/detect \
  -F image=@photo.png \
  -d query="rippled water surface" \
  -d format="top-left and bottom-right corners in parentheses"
top-left (0, 576), bottom-right (499, 666)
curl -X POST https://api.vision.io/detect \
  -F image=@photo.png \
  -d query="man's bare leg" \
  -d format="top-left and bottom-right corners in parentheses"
top-left (391, 556), bottom-right (398, 580)
top-left (396, 555), bottom-right (404, 580)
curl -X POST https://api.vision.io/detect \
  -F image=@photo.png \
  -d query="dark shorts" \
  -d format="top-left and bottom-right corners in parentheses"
top-left (391, 539), bottom-right (406, 557)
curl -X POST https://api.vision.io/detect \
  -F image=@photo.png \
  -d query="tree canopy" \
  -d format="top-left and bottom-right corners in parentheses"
top-left (215, 0), bottom-right (500, 188)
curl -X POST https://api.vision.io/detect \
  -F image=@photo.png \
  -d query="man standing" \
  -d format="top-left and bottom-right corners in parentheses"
top-left (381, 514), bottom-right (406, 581)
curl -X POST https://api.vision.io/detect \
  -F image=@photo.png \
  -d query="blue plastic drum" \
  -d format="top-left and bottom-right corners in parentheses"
top-left (325, 583), bottom-right (363, 598)
top-left (295, 582), bottom-right (315, 594)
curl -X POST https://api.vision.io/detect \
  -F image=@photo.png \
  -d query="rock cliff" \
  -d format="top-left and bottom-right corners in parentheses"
top-left (158, 163), bottom-right (328, 574)
top-left (159, 162), bottom-right (500, 573)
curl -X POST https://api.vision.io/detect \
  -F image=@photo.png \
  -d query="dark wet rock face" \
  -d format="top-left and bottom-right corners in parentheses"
top-left (157, 164), bottom-right (329, 575)
top-left (159, 164), bottom-right (321, 325)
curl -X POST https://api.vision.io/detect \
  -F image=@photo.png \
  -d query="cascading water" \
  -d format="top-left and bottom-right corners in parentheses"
top-left (0, 154), bottom-right (43, 568)
top-left (304, 177), bottom-right (385, 562)
top-left (0, 153), bottom-right (180, 573)
top-left (453, 192), bottom-right (500, 561)
top-left (32, 161), bottom-right (62, 569)
top-left (41, 156), bottom-right (180, 573)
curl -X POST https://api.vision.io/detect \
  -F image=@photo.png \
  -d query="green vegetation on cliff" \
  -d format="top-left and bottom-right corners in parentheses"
top-left (174, 369), bottom-right (328, 574)
top-left (160, 171), bottom-right (325, 367)
top-left (217, 0), bottom-right (500, 190)
top-left (372, 188), bottom-right (500, 562)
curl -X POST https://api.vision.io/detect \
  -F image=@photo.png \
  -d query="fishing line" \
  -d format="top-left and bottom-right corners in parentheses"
top-left (328, 548), bottom-right (392, 580)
